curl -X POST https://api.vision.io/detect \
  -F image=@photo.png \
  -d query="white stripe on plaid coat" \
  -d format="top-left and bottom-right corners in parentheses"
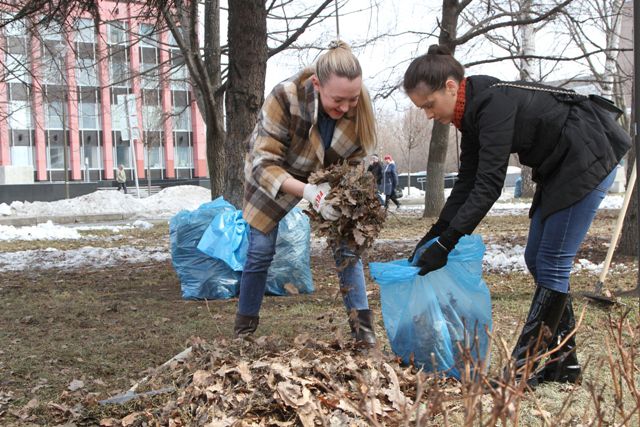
top-left (243, 67), bottom-right (368, 233)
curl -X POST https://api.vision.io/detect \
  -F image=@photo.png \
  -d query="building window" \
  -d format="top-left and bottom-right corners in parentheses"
top-left (110, 87), bottom-right (131, 132)
top-left (108, 21), bottom-right (130, 87)
top-left (78, 87), bottom-right (100, 130)
top-left (113, 131), bottom-right (132, 169)
top-left (76, 42), bottom-right (98, 87)
top-left (46, 130), bottom-right (69, 170)
top-left (172, 90), bottom-right (191, 130)
top-left (42, 38), bottom-right (67, 85)
top-left (9, 130), bottom-right (35, 168)
top-left (139, 23), bottom-right (160, 90)
top-left (8, 83), bottom-right (33, 129)
top-left (142, 89), bottom-right (162, 131)
top-left (80, 130), bottom-right (101, 170)
top-left (75, 18), bottom-right (95, 43)
top-left (174, 131), bottom-right (193, 168)
top-left (143, 130), bottom-right (163, 169)
top-left (4, 22), bottom-right (30, 84)
top-left (169, 49), bottom-right (188, 90)
top-left (44, 86), bottom-right (68, 130)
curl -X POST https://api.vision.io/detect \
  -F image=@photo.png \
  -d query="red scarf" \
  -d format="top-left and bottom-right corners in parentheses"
top-left (452, 78), bottom-right (467, 130)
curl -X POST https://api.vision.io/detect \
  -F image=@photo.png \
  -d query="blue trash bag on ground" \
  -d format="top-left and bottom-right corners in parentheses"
top-left (266, 208), bottom-right (313, 295)
top-left (169, 197), bottom-right (241, 300)
top-left (197, 210), bottom-right (248, 271)
top-left (196, 207), bottom-right (314, 296)
top-left (369, 235), bottom-right (493, 379)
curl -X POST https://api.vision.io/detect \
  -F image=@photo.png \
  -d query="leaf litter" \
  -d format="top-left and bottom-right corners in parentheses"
top-left (62, 335), bottom-right (461, 426)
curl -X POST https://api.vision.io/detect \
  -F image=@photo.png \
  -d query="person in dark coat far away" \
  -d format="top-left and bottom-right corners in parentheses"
top-left (382, 154), bottom-right (401, 209)
top-left (403, 45), bottom-right (630, 387)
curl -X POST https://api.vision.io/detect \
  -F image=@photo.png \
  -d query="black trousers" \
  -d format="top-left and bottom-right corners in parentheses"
top-left (117, 182), bottom-right (127, 194)
top-left (384, 193), bottom-right (400, 208)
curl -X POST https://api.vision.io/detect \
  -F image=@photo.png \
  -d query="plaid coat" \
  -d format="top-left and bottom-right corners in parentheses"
top-left (243, 68), bottom-right (367, 233)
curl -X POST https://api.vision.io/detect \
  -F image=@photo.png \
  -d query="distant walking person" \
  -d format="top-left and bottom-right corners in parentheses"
top-left (382, 154), bottom-right (400, 209)
top-left (116, 164), bottom-right (127, 194)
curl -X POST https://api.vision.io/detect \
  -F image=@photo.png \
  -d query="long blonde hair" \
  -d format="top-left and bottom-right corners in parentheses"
top-left (315, 40), bottom-right (377, 154)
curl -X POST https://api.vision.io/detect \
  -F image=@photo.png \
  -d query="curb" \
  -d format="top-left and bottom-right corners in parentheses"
top-left (0, 213), bottom-right (136, 227)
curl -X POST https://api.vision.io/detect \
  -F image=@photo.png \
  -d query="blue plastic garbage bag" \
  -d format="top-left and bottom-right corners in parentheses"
top-left (369, 235), bottom-right (492, 379)
top-left (169, 197), bottom-right (241, 300)
top-left (266, 208), bottom-right (314, 295)
top-left (196, 207), bottom-right (314, 296)
top-left (197, 210), bottom-right (248, 271)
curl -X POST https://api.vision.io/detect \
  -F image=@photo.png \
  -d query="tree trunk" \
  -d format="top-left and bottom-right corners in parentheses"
top-left (224, 0), bottom-right (268, 208)
top-left (206, 108), bottom-right (226, 197)
top-left (423, 121), bottom-right (449, 217)
top-left (618, 77), bottom-right (636, 257)
top-left (201, 0), bottom-right (224, 200)
top-left (420, 0), bottom-right (458, 217)
top-left (618, 144), bottom-right (637, 256)
top-left (521, 165), bottom-right (536, 197)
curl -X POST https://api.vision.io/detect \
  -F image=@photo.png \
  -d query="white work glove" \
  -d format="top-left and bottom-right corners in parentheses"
top-left (303, 182), bottom-right (340, 221)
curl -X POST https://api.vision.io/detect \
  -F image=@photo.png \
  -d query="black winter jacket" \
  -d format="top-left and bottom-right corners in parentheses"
top-left (441, 75), bottom-right (631, 235)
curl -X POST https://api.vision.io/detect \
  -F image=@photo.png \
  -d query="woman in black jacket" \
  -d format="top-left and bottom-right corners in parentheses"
top-left (404, 45), bottom-right (630, 387)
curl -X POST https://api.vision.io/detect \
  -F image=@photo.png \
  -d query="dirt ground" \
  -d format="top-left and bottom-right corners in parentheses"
top-left (0, 209), bottom-right (638, 426)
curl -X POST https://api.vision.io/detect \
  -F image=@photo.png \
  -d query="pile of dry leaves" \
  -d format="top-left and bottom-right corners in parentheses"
top-left (306, 162), bottom-right (386, 257)
top-left (91, 335), bottom-right (465, 426)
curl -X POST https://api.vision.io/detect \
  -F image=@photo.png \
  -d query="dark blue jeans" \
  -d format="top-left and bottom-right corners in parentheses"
top-left (237, 225), bottom-right (369, 316)
top-left (524, 169), bottom-right (616, 293)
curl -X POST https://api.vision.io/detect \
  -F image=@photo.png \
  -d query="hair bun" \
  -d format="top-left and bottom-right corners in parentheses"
top-left (328, 39), bottom-right (351, 51)
top-left (427, 44), bottom-right (452, 56)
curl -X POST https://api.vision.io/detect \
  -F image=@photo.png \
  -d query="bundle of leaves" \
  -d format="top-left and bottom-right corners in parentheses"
top-left (307, 161), bottom-right (386, 257)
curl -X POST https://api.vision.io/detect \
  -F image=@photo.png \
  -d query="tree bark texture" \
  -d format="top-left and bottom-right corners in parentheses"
top-left (224, 0), bottom-right (268, 208)
top-left (520, 165), bottom-right (536, 198)
top-left (423, 122), bottom-right (449, 217)
top-left (420, 0), bottom-right (459, 217)
top-left (201, 0), bottom-right (226, 200)
top-left (618, 145), bottom-right (637, 256)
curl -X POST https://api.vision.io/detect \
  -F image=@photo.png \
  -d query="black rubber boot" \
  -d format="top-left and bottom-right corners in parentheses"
top-left (509, 286), bottom-right (568, 388)
top-left (539, 296), bottom-right (582, 384)
top-left (348, 309), bottom-right (377, 348)
top-left (234, 313), bottom-right (259, 337)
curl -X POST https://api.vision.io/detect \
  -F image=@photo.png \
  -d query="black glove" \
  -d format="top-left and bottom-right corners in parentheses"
top-left (416, 227), bottom-right (463, 276)
top-left (408, 218), bottom-right (449, 262)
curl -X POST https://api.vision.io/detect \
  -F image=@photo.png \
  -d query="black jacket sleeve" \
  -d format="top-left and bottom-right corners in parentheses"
top-left (441, 90), bottom-right (516, 234)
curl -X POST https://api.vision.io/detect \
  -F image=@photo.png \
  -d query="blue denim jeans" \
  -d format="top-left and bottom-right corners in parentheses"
top-left (237, 225), bottom-right (369, 316)
top-left (524, 168), bottom-right (616, 293)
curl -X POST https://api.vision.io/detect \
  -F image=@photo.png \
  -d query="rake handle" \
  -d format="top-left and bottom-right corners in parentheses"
top-left (599, 163), bottom-right (637, 283)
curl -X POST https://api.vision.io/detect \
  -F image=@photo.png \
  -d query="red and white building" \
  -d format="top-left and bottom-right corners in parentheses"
top-left (0, 1), bottom-right (207, 184)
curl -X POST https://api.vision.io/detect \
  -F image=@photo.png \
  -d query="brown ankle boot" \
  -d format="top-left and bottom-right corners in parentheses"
top-left (234, 313), bottom-right (259, 337)
top-left (348, 309), bottom-right (377, 347)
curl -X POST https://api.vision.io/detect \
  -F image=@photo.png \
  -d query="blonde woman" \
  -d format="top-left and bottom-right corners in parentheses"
top-left (236, 41), bottom-right (378, 346)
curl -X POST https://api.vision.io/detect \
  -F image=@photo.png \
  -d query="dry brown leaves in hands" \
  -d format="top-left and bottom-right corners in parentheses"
top-left (307, 161), bottom-right (386, 257)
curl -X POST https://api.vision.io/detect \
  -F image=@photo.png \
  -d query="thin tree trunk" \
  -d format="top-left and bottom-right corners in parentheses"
top-left (224, 0), bottom-right (268, 208)
top-left (521, 166), bottom-right (536, 197)
top-left (420, 0), bottom-right (457, 217)
top-left (518, 1), bottom-right (537, 199)
top-left (206, 110), bottom-right (226, 196)
top-left (619, 83), bottom-right (636, 256)
top-left (201, 0), bottom-right (224, 199)
top-left (424, 122), bottom-right (449, 217)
